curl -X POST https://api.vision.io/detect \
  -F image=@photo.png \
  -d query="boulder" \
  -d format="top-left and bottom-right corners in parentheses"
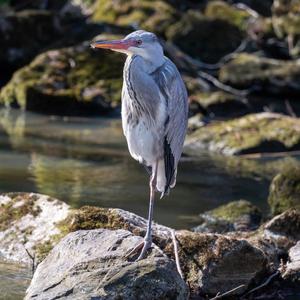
top-left (264, 209), bottom-right (300, 246)
top-left (282, 241), bottom-right (300, 281)
top-left (184, 112), bottom-right (300, 156)
top-left (164, 231), bottom-right (267, 296)
top-left (219, 53), bottom-right (300, 93)
top-left (91, 0), bottom-right (179, 38)
top-left (193, 200), bottom-right (262, 233)
top-left (25, 229), bottom-right (188, 300)
top-left (190, 91), bottom-right (250, 118)
top-left (0, 193), bottom-right (70, 264)
top-left (0, 34), bottom-right (124, 115)
top-left (268, 166), bottom-right (300, 215)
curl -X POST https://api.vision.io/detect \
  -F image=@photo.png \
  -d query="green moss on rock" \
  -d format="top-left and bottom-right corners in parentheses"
top-left (205, 1), bottom-right (251, 30)
top-left (91, 0), bottom-right (178, 37)
top-left (268, 166), bottom-right (300, 215)
top-left (209, 200), bottom-right (261, 223)
top-left (0, 35), bottom-right (124, 115)
top-left (185, 112), bottom-right (300, 155)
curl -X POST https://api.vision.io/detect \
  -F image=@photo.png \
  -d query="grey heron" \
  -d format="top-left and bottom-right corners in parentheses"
top-left (91, 30), bottom-right (188, 260)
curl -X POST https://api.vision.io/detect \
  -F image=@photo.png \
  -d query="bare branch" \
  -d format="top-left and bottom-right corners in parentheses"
top-left (209, 284), bottom-right (246, 300)
top-left (171, 230), bottom-right (184, 280)
top-left (285, 99), bottom-right (297, 117)
top-left (242, 271), bottom-right (280, 298)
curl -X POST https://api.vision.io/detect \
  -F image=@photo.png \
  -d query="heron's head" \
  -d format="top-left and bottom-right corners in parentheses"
top-left (91, 30), bottom-right (164, 62)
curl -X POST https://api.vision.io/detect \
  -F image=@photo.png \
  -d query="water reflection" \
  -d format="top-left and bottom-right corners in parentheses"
top-left (1, 108), bottom-right (300, 228)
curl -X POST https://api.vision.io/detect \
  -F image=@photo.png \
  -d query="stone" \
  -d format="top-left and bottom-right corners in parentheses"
top-left (0, 34), bottom-right (124, 115)
top-left (264, 209), bottom-right (300, 246)
top-left (164, 231), bottom-right (267, 296)
top-left (282, 241), bottom-right (300, 281)
top-left (189, 91), bottom-right (249, 118)
top-left (184, 112), bottom-right (300, 156)
top-left (219, 53), bottom-right (300, 93)
top-left (91, 0), bottom-right (179, 38)
top-left (25, 229), bottom-right (188, 300)
top-left (193, 200), bottom-right (262, 233)
top-left (268, 166), bottom-right (300, 215)
top-left (0, 193), bottom-right (70, 264)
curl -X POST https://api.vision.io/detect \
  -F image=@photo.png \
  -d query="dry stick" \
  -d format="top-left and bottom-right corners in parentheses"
top-left (234, 3), bottom-right (259, 18)
top-left (171, 230), bottom-right (184, 279)
top-left (209, 284), bottom-right (246, 300)
top-left (24, 247), bottom-right (36, 275)
top-left (242, 271), bottom-right (280, 298)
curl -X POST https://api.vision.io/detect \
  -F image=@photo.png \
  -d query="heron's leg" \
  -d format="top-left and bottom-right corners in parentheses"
top-left (136, 161), bottom-right (158, 260)
top-left (126, 161), bottom-right (158, 260)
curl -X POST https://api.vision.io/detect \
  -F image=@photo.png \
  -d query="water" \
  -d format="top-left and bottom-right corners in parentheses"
top-left (0, 108), bottom-right (299, 298)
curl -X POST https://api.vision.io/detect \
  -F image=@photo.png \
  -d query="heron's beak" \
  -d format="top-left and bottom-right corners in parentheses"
top-left (90, 39), bottom-right (134, 50)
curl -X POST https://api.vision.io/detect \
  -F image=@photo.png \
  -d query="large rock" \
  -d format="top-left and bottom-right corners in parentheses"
top-left (282, 241), bottom-right (300, 281)
top-left (25, 229), bottom-right (188, 300)
top-left (0, 193), bottom-right (70, 264)
top-left (165, 231), bottom-right (267, 296)
top-left (185, 112), bottom-right (300, 155)
top-left (0, 34), bottom-right (124, 115)
top-left (268, 166), bottom-right (300, 215)
top-left (219, 53), bottom-right (300, 93)
top-left (193, 200), bottom-right (262, 233)
top-left (91, 0), bottom-right (179, 38)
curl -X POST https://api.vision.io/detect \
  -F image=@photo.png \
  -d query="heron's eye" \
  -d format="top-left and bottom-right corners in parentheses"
top-left (136, 40), bottom-right (142, 46)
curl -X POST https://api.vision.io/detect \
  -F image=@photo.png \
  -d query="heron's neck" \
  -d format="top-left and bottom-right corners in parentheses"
top-left (127, 54), bottom-right (166, 74)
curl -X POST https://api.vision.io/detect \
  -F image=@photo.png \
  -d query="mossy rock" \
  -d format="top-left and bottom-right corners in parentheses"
top-left (166, 10), bottom-right (244, 63)
top-left (0, 34), bottom-right (124, 115)
top-left (268, 166), bottom-right (300, 215)
top-left (194, 200), bottom-right (262, 233)
top-left (91, 0), bottom-right (179, 37)
top-left (219, 53), bottom-right (300, 93)
top-left (190, 91), bottom-right (249, 117)
top-left (205, 1), bottom-right (252, 31)
top-left (185, 112), bottom-right (300, 155)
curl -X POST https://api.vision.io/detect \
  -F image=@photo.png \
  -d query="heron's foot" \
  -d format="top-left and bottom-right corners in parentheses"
top-left (126, 238), bottom-right (152, 261)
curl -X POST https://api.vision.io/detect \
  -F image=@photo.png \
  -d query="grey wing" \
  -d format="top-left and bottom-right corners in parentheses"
top-left (153, 59), bottom-right (189, 192)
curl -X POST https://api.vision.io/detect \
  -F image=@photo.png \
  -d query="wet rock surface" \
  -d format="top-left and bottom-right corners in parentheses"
top-left (184, 113), bottom-right (300, 156)
top-left (25, 229), bottom-right (188, 300)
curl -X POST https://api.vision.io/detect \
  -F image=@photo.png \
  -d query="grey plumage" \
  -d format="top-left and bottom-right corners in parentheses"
top-left (91, 30), bottom-right (188, 260)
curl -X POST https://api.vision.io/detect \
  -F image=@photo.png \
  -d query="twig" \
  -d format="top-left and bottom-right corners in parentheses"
top-left (209, 284), bottom-right (246, 300)
top-left (171, 230), bottom-right (184, 279)
top-left (197, 70), bottom-right (249, 97)
top-left (24, 247), bottom-right (36, 275)
top-left (242, 271), bottom-right (279, 298)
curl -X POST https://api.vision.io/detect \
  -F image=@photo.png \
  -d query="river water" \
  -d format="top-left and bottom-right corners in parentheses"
top-left (0, 108), bottom-right (298, 299)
